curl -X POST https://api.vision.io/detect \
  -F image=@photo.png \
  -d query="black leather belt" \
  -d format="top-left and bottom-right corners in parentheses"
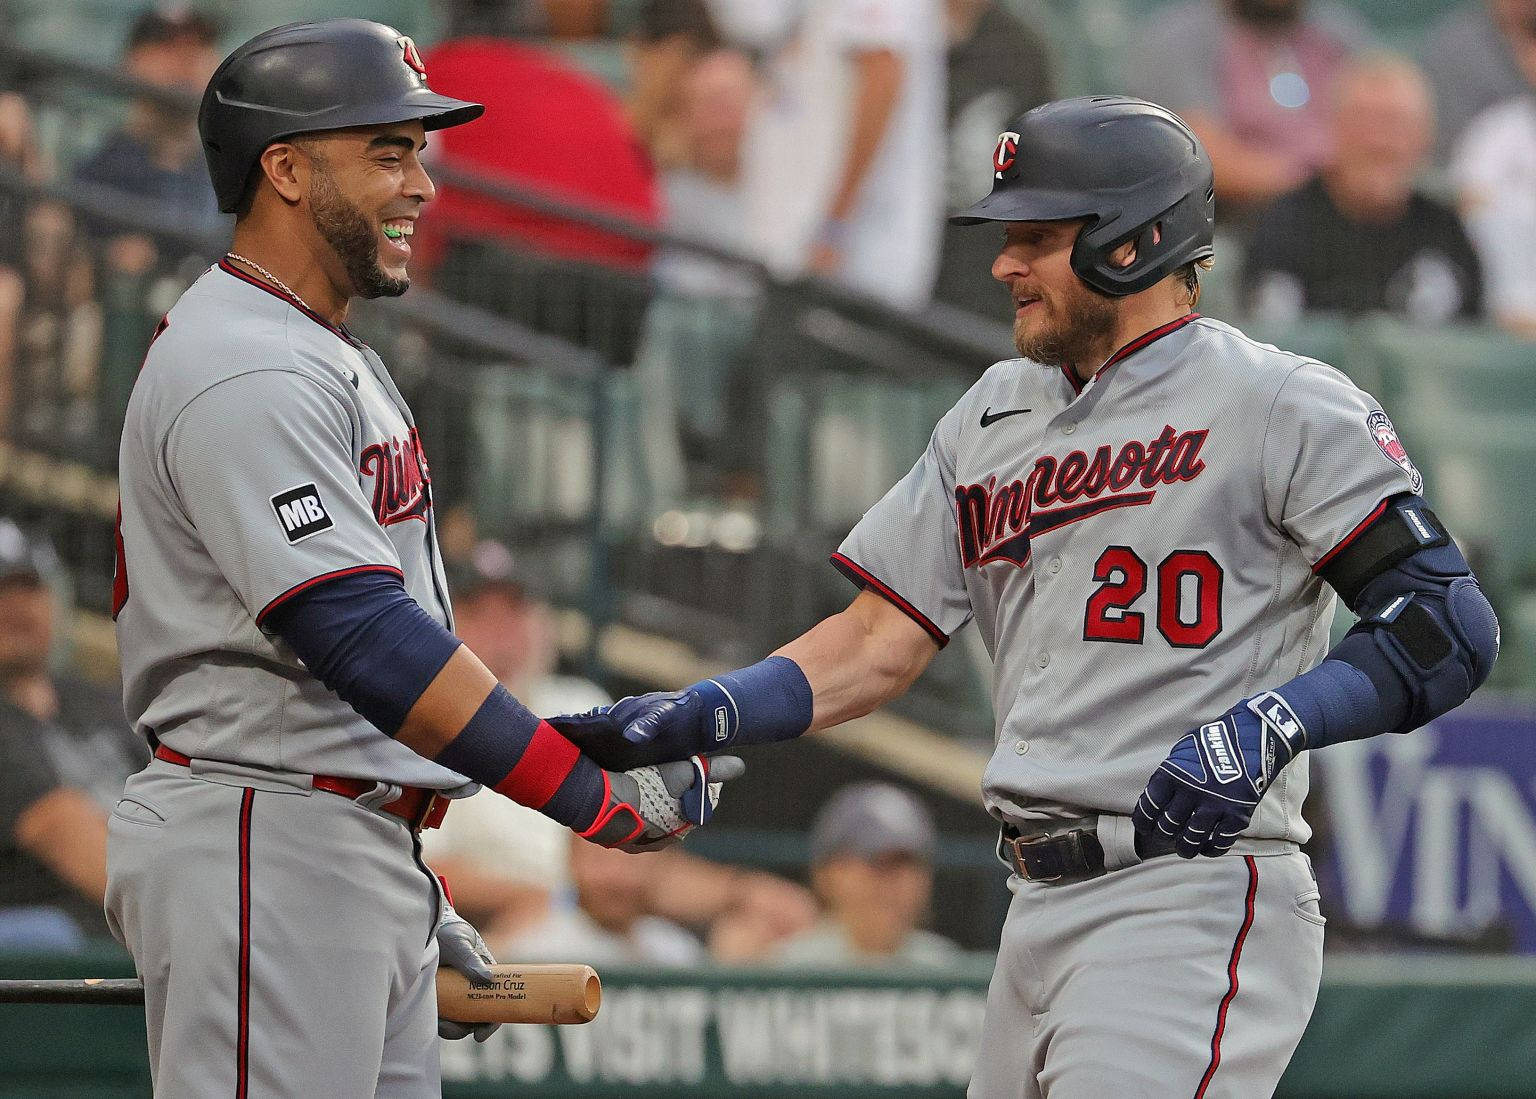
top-left (1000, 822), bottom-right (1177, 884)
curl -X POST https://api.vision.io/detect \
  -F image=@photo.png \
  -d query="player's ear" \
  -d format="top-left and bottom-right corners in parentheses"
top-left (259, 142), bottom-right (306, 205)
top-left (1110, 223), bottom-right (1160, 269)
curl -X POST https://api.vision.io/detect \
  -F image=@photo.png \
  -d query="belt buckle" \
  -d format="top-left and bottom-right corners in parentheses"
top-left (412, 793), bottom-right (450, 832)
top-left (1007, 827), bottom-right (1104, 884)
top-left (1008, 831), bottom-right (1068, 883)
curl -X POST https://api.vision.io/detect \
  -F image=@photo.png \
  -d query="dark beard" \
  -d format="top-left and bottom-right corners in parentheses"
top-left (1013, 283), bottom-right (1118, 369)
top-left (309, 160), bottom-right (408, 300)
top-left (1230, 0), bottom-right (1302, 29)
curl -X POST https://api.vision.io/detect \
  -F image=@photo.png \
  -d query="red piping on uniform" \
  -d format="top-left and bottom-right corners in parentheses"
top-left (1194, 855), bottom-right (1259, 1099)
top-left (1313, 497), bottom-right (1391, 574)
top-left (236, 788), bottom-right (254, 1099)
top-left (256, 565), bottom-right (404, 626)
top-left (830, 553), bottom-right (949, 648)
top-left (217, 260), bottom-right (353, 342)
top-left (1102, 313), bottom-right (1200, 373)
top-left (1062, 313), bottom-right (1201, 394)
top-left (1061, 361), bottom-right (1084, 395)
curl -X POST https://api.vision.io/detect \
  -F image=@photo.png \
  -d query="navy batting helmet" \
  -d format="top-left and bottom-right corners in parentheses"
top-left (199, 19), bottom-right (485, 213)
top-left (950, 96), bottom-right (1215, 297)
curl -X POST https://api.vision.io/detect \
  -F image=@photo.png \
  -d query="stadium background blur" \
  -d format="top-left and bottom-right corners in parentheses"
top-left (2, 0), bottom-right (1535, 1094)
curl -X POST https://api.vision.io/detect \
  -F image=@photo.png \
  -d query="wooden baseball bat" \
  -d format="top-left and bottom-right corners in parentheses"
top-left (0, 964), bottom-right (601, 1025)
top-left (436, 964), bottom-right (602, 1025)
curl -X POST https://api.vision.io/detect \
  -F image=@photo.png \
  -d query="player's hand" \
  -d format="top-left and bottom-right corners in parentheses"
top-left (548, 688), bottom-right (729, 770)
top-left (1132, 692), bottom-right (1308, 858)
top-left (580, 754), bottom-right (746, 853)
top-left (435, 906), bottom-right (500, 1042)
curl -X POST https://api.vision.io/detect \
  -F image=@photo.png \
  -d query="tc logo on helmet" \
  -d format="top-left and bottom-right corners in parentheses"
top-left (993, 131), bottom-right (1020, 178)
top-left (399, 35), bottom-right (426, 77)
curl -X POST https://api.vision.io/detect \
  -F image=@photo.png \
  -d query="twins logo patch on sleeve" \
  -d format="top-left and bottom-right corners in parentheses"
top-left (1367, 410), bottom-right (1423, 493)
top-left (271, 484), bottom-right (334, 544)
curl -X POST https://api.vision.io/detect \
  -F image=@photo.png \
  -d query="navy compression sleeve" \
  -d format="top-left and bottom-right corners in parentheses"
top-left (263, 570), bottom-right (604, 827)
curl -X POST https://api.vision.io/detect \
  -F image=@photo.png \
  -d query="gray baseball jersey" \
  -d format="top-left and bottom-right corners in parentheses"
top-left (114, 260), bottom-right (473, 792)
top-left (834, 314), bottom-right (1421, 843)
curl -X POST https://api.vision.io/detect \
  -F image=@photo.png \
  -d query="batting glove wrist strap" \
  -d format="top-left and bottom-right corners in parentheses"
top-left (1132, 691), bottom-right (1308, 859)
top-left (579, 755), bottom-right (746, 853)
top-left (547, 657), bottom-right (812, 770)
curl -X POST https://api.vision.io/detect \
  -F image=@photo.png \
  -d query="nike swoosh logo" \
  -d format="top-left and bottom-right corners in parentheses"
top-left (980, 407), bottom-right (1032, 427)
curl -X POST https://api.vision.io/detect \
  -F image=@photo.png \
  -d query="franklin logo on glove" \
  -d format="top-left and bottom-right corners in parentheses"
top-left (1202, 722), bottom-right (1242, 782)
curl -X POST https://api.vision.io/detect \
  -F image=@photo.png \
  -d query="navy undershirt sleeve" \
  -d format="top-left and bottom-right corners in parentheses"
top-left (262, 570), bottom-right (462, 737)
top-left (262, 571), bottom-right (607, 829)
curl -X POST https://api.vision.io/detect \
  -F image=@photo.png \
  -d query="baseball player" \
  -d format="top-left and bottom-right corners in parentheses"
top-left (105, 20), bottom-right (742, 1096)
top-left (549, 97), bottom-right (1500, 1097)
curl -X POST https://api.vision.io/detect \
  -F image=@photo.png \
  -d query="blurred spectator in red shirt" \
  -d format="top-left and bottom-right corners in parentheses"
top-left (419, 38), bottom-right (660, 269)
top-left (1243, 54), bottom-right (1483, 325)
top-left (1423, 0), bottom-right (1536, 164)
top-left (1122, 0), bottom-right (1370, 220)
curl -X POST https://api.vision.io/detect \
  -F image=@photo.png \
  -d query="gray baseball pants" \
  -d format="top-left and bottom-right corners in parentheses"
top-left (969, 849), bottom-right (1324, 1099)
top-left (105, 757), bottom-right (445, 1097)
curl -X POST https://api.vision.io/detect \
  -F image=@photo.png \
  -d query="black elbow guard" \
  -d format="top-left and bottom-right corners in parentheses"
top-left (1334, 527), bottom-right (1500, 734)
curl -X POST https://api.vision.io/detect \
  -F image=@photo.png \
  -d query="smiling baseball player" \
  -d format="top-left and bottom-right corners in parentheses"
top-left (105, 20), bottom-right (741, 1096)
top-left (548, 96), bottom-right (1500, 1097)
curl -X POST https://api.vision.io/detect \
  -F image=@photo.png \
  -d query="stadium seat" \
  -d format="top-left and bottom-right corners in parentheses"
top-left (1359, 320), bottom-right (1536, 588)
top-left (1238, 314), bottom-right (1383, 393)
top-left (1362, 317), bottom-right (1536, 418)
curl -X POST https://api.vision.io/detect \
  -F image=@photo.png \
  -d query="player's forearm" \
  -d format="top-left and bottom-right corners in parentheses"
top-left (825, 49), bottom-right (904, 223)
top-left (265, 572), bottom-right (608, 831)
top-left (776, 599), bottom-right (932, 732)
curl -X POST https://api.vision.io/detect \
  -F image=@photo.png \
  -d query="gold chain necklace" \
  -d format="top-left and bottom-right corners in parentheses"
top-left (225, 252), bottom-right (315, 315)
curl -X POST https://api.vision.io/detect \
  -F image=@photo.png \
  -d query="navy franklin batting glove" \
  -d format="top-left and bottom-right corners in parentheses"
top-left (548, 657), bottom-right (812, 770)
top-left (1132, 691), bottom-right (1308, 859)
top-left (545, 691), bottom-right (699, 770)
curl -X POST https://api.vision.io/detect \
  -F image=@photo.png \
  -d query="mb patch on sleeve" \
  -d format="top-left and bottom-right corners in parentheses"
top-left (270, 483), bottom-right (334, 544)
top-left (1366, 410), bottom-right (1423, 493)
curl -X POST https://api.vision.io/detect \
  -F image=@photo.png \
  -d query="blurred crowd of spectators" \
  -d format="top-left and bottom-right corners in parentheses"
top-left (4, 0), bottom-right (1536, 964)
top-left (3, 0), bottom-right (1536, 492)
top-left (0, 509), bottom-right (962, 969)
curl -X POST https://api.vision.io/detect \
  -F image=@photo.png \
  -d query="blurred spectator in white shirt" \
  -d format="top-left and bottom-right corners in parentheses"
top-left (1453, 35), bottom-right (1536, 339)
top-left (421, 544), bottom-right (608, 942)
top-left (497, 837), bottom-right (705, 966)
top-left (776, 782), bottom-right (961, 968)
top-left (628, 0), bottom-right (723, 171)
top-left (424, 540), bottom-right (816, 956)
top-left (1423, 0), bottom-right (1536, 164)
top-left (717, 0), bottom-right (946, 309)
top-left (1122, 0), bottom-right (1369, 220)
top-left (637, 48), bottom-right (762, 506)
top-left (1244, 54), bottom-right (1483, 325)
